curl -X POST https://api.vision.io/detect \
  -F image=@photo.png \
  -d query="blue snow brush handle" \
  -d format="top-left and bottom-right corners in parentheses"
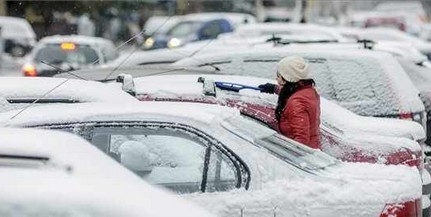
top-left (214, 81), bottom-right (261, 92)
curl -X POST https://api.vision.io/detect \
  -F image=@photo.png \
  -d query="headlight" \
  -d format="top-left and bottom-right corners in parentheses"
top-left (167, 38), bottom-right (182, 48)
top-left (144, 37), bottom-right (155, 49)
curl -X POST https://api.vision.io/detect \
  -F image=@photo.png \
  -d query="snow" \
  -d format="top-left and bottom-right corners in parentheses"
top-left (118, 140), bottom-right (155, 172)
top-left (0, 77), bottom-right (138, 111)
top-left (183, 163), bottom-right (421, 217)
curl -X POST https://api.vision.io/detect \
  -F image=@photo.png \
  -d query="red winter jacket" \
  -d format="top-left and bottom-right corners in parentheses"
top-left (276, 84), bottom-right (321, 149)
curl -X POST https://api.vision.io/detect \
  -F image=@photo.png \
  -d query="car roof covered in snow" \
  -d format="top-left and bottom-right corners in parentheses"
top-left (0, 101), bottom-right (240, 128)
top-left (38, 35), bottom-right (114, 48)
top-left (0, 77), bottom-right (137, 105)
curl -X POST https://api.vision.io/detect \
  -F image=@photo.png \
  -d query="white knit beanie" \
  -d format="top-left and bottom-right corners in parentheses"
top-left (277, 56), bottom-right (310, 82)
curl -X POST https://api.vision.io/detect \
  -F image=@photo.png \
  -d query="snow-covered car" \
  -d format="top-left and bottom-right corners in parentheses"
top-left (0, 77), bottom-right (137, 112)
top-left (374, 1), bottom-right (426, 35)
top-left (0, 102), bottom-right (423, 217)
top-left (0, 16), bottom-right (36, 57)
top-left (22, 35), bottom-right (119, 77)
top-left (0, 127), bottom-right (215, 217)
top-left (172, 47), bottom-right (426, 131)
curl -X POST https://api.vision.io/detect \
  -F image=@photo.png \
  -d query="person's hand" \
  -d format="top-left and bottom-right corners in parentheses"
top-left (258, 83), bottom-right (276, 94)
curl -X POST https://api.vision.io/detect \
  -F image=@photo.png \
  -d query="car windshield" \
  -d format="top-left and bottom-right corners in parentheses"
top-left (168, 21), bottom-right (201, 38)
top-left (221, 115), bottom-right (338, 171)
top-left (35, 44), bottom-right (99, 65)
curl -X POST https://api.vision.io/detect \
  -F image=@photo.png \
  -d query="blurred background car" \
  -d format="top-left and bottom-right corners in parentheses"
top-left (0, 127), bottom-right (216, 217)
top-left (0, 16), bottom-right (36, 57)
top-left (142, 12), bottom-right (255, 50)
top-left (21, 35), bottom-right (119, 77)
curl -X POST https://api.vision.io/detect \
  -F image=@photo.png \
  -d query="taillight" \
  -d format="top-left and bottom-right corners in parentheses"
top-left (399, 113), bottom-right (413, 121)
top-left (399, 112), bottom-right (424, 127)
top-left (22, 64), bottom-right (37, 77)
top-left (380, 199), bottom-right (421, 217)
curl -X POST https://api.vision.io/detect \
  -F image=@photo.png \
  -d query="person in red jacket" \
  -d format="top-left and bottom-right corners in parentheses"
top-left (258, 56), bottom-right (321, 149)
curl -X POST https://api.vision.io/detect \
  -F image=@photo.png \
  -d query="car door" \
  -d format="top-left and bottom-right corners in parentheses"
top-left (41, 121), bottom-right (250, 194)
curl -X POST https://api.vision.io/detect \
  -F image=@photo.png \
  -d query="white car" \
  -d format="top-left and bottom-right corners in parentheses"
top-left (0, 16), bottom-right (36, 57)
top-left (0, 127), bottom-right (215, 217)
top-left (0, 102), bottom-right (423, 217)
top-left (22, 35), bottom-right (119, 77)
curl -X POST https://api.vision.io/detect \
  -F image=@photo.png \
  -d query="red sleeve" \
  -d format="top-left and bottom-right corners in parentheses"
top-left (284, 98), bottom-right (310, 145)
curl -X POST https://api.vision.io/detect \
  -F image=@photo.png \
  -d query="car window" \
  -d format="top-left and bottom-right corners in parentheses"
top-left (64, 122), bottom-right (247, 194)
top-left (35, 44), bottom-right (99, 65)
top-left (109, 134), bottom-right (207, 193)
top-left (168, 21), bottom-right (201, 38)
top-left (200, 21), bottom-right (223, 40)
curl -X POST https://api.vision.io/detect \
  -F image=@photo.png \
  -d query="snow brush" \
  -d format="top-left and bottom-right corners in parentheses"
top-left (214, 81), bottom-right (261, 92)
top-left (197, 76), bottom-right (261, 93)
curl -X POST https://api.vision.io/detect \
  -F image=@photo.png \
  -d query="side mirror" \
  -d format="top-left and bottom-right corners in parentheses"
top-left (116, 73), bottom-right (136, 96)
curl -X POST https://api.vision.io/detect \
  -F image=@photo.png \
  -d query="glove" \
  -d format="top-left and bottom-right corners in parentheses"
top-left (258, 83), bottom-right (276, 94)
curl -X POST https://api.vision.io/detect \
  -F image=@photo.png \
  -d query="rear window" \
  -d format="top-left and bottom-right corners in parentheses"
top-left (307, 57), bottom-right (398, 116)
top-left (35, 44), bottom-right (99, 65)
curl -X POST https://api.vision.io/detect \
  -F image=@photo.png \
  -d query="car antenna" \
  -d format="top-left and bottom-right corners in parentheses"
top-left (6, 27), bottom-right (151, 124)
